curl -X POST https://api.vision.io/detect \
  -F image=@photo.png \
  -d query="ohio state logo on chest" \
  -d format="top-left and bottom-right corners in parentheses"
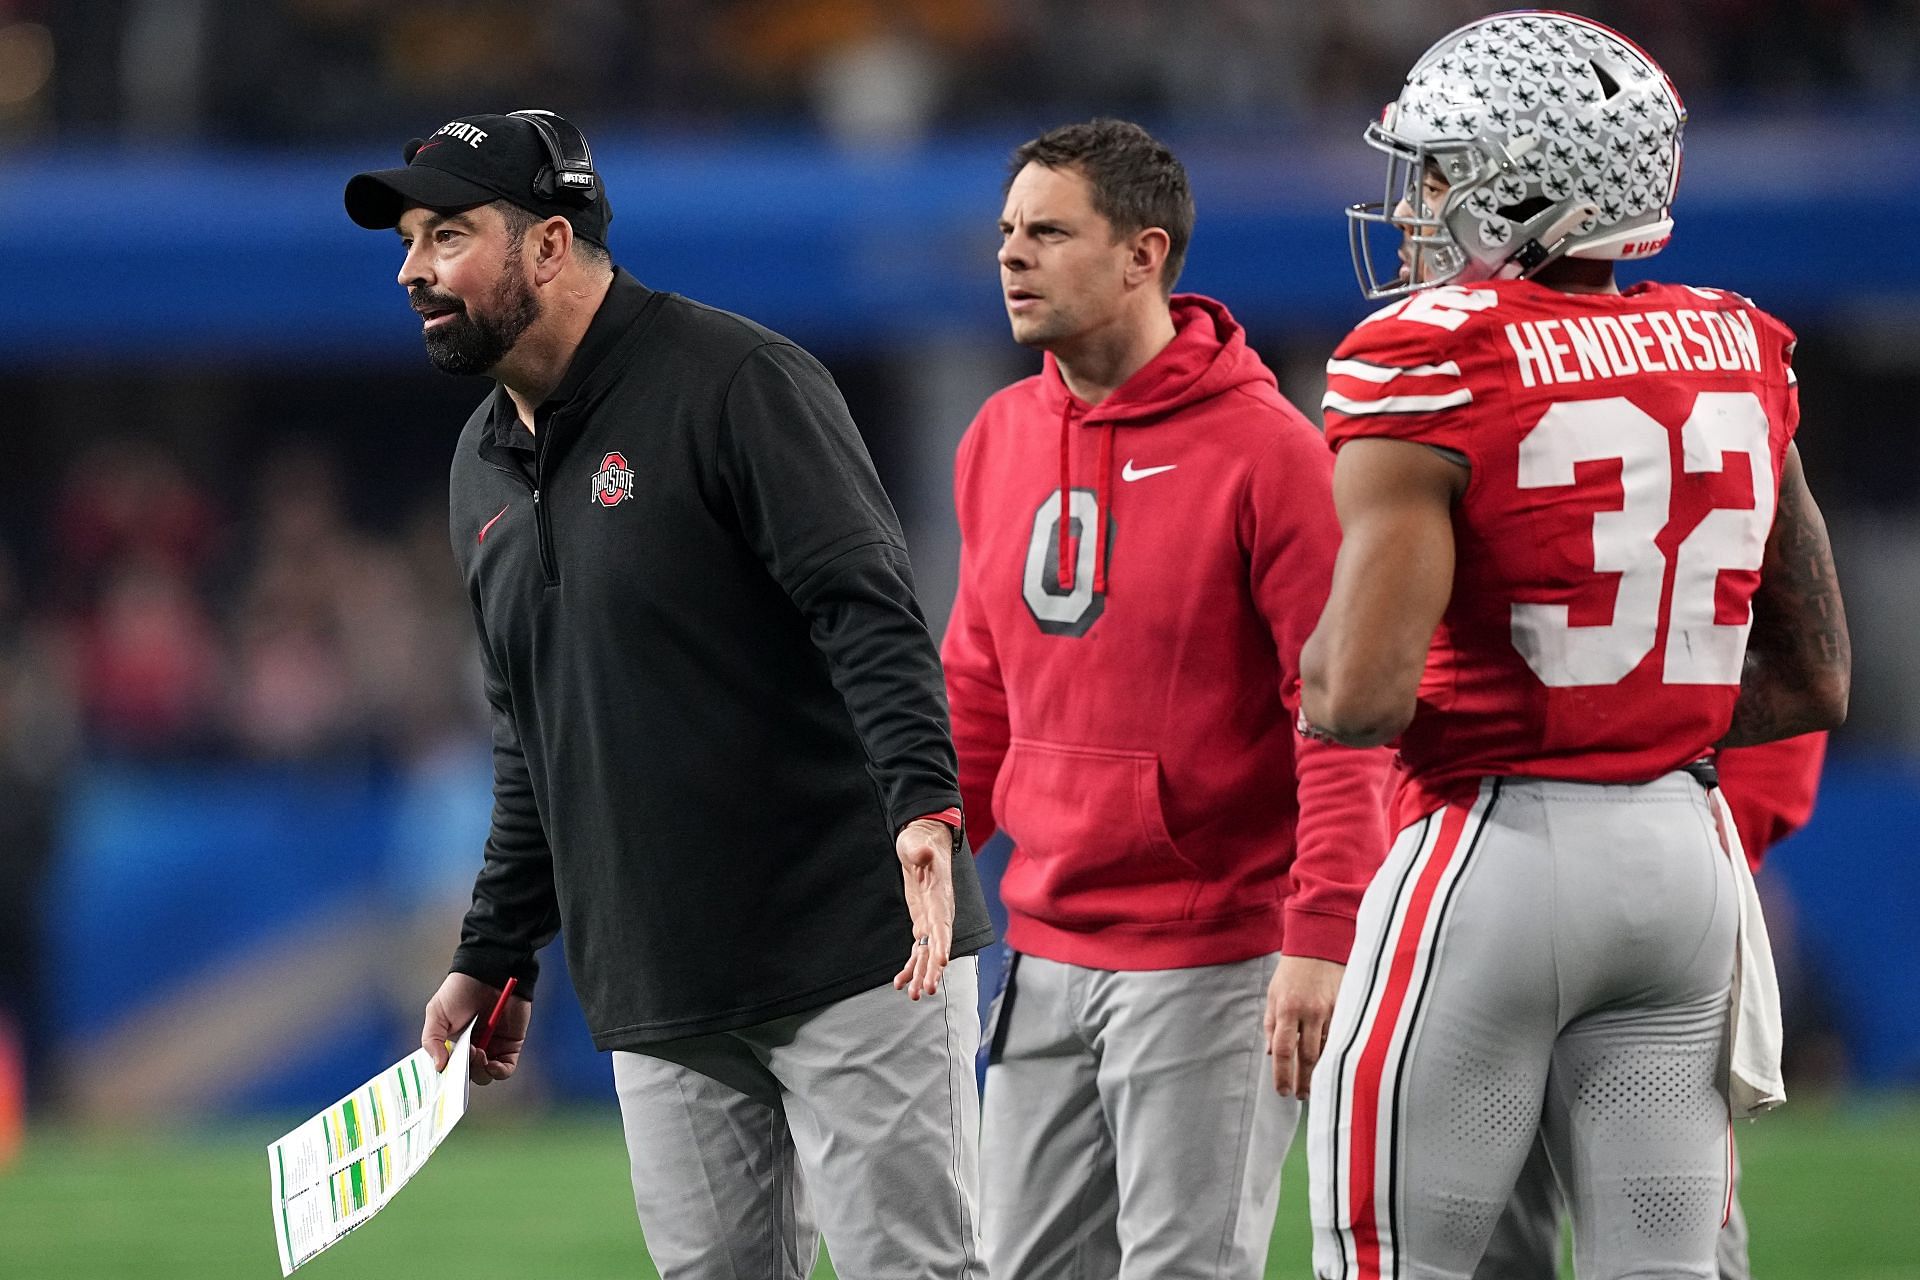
top-left (591, 451), bottom-right (636, 506)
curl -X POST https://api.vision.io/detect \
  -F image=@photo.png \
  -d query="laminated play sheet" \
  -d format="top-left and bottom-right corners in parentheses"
top-left (267, 1020), bottom-right (474, 1274)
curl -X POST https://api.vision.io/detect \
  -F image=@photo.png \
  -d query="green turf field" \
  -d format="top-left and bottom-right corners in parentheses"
top-left (4, 1096), bottom-right (1916, 1278)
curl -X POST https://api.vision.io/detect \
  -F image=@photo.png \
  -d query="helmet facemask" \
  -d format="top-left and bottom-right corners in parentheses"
top-left (1348, 120), bottom-right (1491, 300)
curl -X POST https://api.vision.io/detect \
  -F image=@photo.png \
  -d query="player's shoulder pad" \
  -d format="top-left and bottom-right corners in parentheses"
top-left (1335, 284), bottom-right (1506, 362)
top-left (1675, 284), bottom-right (1798, 344)
top-left (1324, 287), bottom-right (1494, 447)
top-left (1676, 283), bottom-right (1800, 384)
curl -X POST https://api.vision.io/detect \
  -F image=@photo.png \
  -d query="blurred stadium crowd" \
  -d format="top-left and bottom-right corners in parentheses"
top-left (6, 0), bottom-right (1918, 147)
top-left (0, 440), bottom-right (479, 768)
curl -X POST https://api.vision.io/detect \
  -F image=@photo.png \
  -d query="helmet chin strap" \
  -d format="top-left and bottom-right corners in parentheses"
top-left (1497, 203), bottom-right (1602, 279)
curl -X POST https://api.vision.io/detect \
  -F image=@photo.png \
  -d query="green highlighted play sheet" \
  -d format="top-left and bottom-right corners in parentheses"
top-left (267, 1020), bottom-right (475, 1274)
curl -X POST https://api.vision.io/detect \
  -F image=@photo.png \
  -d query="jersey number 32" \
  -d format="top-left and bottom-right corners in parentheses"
top-left (1512, 391), bottom-right (1775, 688)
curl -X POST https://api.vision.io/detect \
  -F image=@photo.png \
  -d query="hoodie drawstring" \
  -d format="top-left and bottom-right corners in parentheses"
top-left (1093, 421), bottom-right (1112, 593)
top-left (1056, 400), bottom-right (1114, 595)
top-left (1056, 399), bottom-right (1075, 590)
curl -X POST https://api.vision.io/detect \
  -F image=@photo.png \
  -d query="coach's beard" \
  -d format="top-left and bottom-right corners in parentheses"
top-left (416, 271), bottom-right (540, 377)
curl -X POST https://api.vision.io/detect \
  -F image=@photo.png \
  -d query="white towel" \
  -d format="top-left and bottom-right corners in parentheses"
top-left (1709, 786), bottom-right (1786, 1119)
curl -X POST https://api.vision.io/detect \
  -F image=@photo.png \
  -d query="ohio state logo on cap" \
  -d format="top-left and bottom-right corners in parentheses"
top-left (591, 451), bottom-right (635, 506)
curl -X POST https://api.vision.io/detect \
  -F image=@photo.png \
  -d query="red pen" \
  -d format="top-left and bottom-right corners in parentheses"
top-left (473, 977), bottom-right (519, 1055)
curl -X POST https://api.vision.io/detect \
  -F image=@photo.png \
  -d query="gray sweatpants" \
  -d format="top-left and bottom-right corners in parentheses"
top-left (981, 952), bottom-right (1301, 1280)
top-left (1309, 774), bottom-right (1738, 1280)
top-left (1476, 1132), bottom-right (1751, 1280)
top-left (612, 959), bottom-right (984, 1280)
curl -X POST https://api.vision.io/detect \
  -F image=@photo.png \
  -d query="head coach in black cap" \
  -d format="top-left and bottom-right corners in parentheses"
top-left (345, 109), bottom-right (613, 377)
top-left (345, 112), bottom-right (994, 1278)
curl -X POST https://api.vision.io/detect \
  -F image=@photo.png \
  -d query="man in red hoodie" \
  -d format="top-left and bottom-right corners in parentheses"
top-left (943, 118), bottom-right (1392, 1279)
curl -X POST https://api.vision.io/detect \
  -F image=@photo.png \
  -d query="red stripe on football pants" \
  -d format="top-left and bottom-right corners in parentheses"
top-left (1346, 799), bottom-right (1472, 1280)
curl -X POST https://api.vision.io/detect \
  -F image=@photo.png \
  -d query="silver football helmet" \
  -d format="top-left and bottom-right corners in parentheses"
top-left (1349, 11), bottom-right (1686, 299)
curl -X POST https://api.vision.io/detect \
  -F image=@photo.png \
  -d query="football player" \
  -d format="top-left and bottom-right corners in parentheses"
top-left (1297, 12), bottom-right (1850, 1279)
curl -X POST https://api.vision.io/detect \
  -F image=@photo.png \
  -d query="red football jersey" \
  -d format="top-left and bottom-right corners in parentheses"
top-left (1323, 279), bottom-right (1799, 820)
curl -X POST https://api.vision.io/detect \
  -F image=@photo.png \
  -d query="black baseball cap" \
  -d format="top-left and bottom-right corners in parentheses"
top-left (344, 111), bottom-right (612, 245)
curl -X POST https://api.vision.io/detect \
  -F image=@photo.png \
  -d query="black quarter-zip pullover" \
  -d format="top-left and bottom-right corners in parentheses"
top-left (446, 269), bottom-right (992, 1047)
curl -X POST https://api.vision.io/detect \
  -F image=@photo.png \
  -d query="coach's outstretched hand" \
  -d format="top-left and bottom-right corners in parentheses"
top-left (892, 818), bottom-right (956, 1001)
top-left (423, 972), bottom-right (532, 1087)
top-left (1265, 955), bottom-right (1345, 1099)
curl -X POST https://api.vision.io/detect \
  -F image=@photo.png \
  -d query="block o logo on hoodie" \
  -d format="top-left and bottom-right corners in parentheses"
top-left (1022, 489), bottom-right (1109, 637)
top-left (592, 452), bottom-right (635, 506)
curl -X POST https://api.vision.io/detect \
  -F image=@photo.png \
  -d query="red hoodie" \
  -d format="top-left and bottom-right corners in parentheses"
top-left (1719, 733), bottom-right (1828, 871)
top-left (944, 295), bottom-right (1391, 970)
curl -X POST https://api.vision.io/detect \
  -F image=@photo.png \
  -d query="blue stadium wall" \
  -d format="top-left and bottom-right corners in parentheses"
top-left (2, 116), bottom-right (1913, 366)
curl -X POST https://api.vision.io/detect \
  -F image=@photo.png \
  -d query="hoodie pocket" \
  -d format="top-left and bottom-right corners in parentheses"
top-left (993, 738), bottom-right (1202, 928)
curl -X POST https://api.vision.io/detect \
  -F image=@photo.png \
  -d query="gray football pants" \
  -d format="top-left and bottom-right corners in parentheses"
top-left (981, 952), bottom-right (1301, 1280)
top-left (612, 959), bottom-right (984, 1280)
top-left (1475, 1131), bottom-right (1751, 1279)
top-left (1309, 774), bottom-right (1739, 1280)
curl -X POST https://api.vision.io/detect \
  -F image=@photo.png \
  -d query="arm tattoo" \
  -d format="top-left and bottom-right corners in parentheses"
top-left (1721, 461), bottom-right (1851, 747)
